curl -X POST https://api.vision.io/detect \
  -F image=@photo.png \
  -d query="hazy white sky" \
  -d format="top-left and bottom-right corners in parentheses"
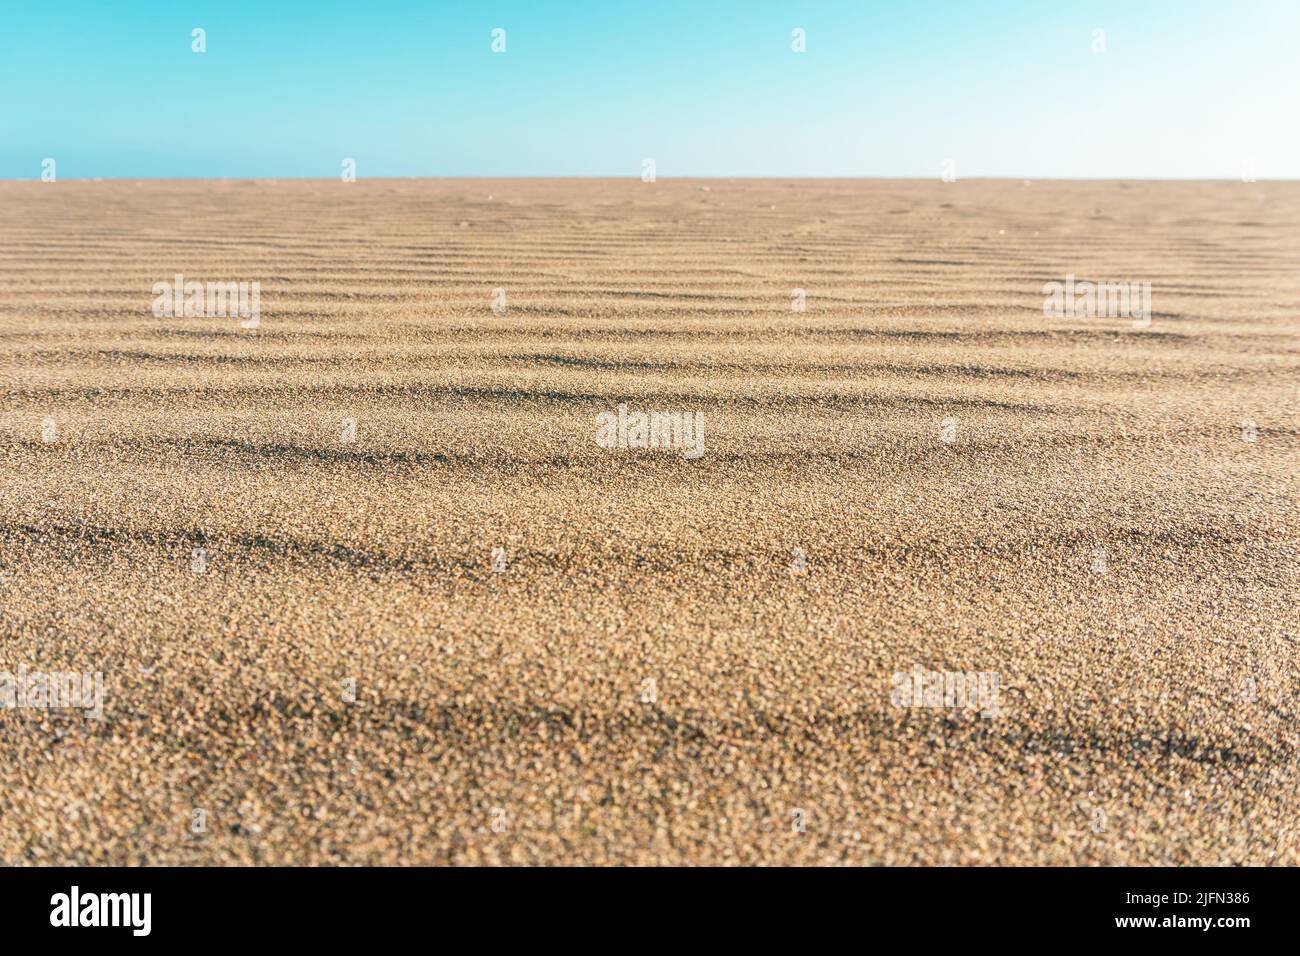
top-left (3, 0), bottom-right (1297, 178)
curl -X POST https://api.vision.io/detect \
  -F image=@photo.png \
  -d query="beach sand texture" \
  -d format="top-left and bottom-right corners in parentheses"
top-left (0, 178), bottom-right (1296, 864)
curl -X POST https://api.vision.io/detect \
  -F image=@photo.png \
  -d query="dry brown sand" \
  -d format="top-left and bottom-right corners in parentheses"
top-left (0, 178), bottom-right (1296, 865)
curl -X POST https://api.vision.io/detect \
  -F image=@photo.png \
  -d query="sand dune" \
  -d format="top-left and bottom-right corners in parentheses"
top-left (0, 178), bottom-right (1296, 864)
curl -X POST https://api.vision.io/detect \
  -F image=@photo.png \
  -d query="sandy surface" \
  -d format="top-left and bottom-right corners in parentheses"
top-left (0, 178), bottom-right (1296, 865)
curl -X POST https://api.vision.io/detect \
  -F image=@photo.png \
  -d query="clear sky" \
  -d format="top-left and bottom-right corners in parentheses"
top-left (2, 0), bottom-right (1297, 179)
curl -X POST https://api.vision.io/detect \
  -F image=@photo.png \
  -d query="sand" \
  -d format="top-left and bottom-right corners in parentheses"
top-left (0, 178), bottom-right (1295, 865)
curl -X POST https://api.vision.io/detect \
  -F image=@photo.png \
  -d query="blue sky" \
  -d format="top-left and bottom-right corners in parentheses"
top-left (2, 0), bottom-right (1296, 179)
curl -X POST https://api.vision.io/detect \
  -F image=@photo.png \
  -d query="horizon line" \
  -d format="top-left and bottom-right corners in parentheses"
top-left (3, 175), bottom-right (1296, 184)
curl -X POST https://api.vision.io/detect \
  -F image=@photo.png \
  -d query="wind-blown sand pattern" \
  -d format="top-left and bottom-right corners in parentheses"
top-left (0, 179), bottom-right (1296, 865)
